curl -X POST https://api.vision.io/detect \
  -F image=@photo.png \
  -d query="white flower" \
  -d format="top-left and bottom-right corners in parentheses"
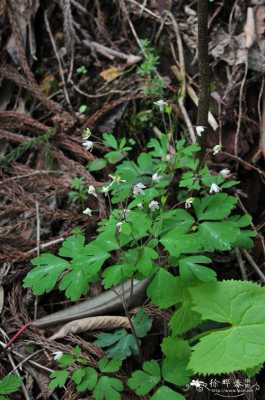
top-left (82, 140), bottom-right (94, 151)
top-left (116, 222), bottom-right (124, 233)
top-left (152, 173), bottom-right (162, 182)
top-left (185, 197), bottom-right (194, 209)
top-left (154, 99), bottom-right (168, 113)
top-left (109, 174), bottom-right (126, 184)
top-left (137, 202), bottom-right (144, 209)
top-left (149, 200), bottom-right (160, 211)
top-left (82, 128), bottom-right (92, 139)
top-left (195, 126), bottom-right (205, 137)
top-left (87, 185), bottom-right (97, 198)
top-left (219, 168), bottom-right (231, 178)
top-left (133, 182), bottom-right (146, 196)
top-left (209, 183), bottom-right (221, 194)
top-left (213, 144), bottom-right (222, 155)
top-left (53, 351), bottom-right (63, 361)
top-left (101, 185), bottom-right (110, 194)
top-left (83, 207), bottom-right (92, 216)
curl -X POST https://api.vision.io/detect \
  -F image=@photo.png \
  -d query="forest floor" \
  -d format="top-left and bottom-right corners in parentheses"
top-left (1, 0), bottom-right (265, 399)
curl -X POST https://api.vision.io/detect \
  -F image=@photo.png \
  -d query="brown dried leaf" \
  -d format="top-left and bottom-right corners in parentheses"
top-left (100, 67), bottom-right (121, 82)
top-left (49, 316), bottom-right (131, 340)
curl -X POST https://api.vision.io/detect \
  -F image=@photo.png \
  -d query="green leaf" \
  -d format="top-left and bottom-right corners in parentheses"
top-left (72, 367), bottom-right (97, 392)
top-left (95, 329), bottom-right (139, 360)
top-left (87, 158), bottom-right (107, 171)
top-left (93, 376), bottom-right (123, 400)
top-left (103, 264), bottom-right (135, 289)
top-left (193, 194), bottom-right (237, 221)
top-left (107, 334), bottom-right (139, 360)
top-left (147, 269), bottom-right (180, 308)
top-left (103, 133), bottom-right (118, 149)
top-left (57, 354), bottom-right (74, 368)
top-left (49, 370), bottom-right (69, 390)
top-left (151, 386), bottom-right (185, 400)
top-left (0, 375), bottom-right (21, 395)
top-left (98, 358), bottom-right (122, 373)
top-left (178, 256), bottom-right (216, 283)
top-left (105, 151), bottom-right (125, 164)
top-left (157, 209), bottom-right (194, 237)
top-left (161, 337), bottom-right (191, 386)
top-left (59, 266), bottom-right (90, 301)
top-left (189, 280), bottom-right (265, 374)
top-left (170, 302), bottom-right (201, 335)
top-left (128, 360), bottom-right (161, 395)
top-left (132, 309), bottom-right (152, 338)
top-left (23, 254), bottom-right (69, 294)
top-left (198, 221), bottom-right (239, 251)
top-left (135, 247), bottom-right (158, 277)
top-left (94, 330), bottom-right (127, 348)
top-left (137, 153), bottom-right (154, 173)
top-left (59, 234), bottom-right (85, 258)
top-left (161, 232), bottom-right (202, 257)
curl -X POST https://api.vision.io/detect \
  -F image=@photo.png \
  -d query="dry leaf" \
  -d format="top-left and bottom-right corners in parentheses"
top-left (49, 316), bottom-right (131, 340)
top-left (244, 8), bottom-right (256, 48)
top-left (100, 67), bottom-right (121, 82)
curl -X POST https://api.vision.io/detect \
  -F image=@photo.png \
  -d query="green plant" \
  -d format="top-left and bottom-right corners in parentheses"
top-left (94, 309), bottom-right (152, 360)
top-left (68, 177), bottom-right (89, 208)
top-left (87, 132), bottom-right (134, 171)
top-left (0, 129), bottom-right (55, 168)
top-left (79, 104), bottom-right (89, 114)
top-left (0, 374), bottom-right (21, 400)
top-left (77, 65), bottom-right (88, 76)
top-left (137, 39), bottom-right (165, 98)
top-left (50, 346), bottom-right (124, 399)
top-left (24, 136), bottom-right (261, 397)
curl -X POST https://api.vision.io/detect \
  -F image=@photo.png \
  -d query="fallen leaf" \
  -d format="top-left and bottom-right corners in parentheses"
top-left (49, 316), bottom-right (130, 340)
top-left (100, 67), bottom-right (121, 82)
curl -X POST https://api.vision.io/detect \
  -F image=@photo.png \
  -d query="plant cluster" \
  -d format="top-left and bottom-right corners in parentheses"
top-left (21, 133), bottom-right (264, 399)
top-left (0, 374), bottom-right (21, 400)
top-left (137, 39), bottom-right (165, 98)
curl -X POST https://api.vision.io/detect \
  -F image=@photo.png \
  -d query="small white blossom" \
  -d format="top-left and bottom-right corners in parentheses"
top-left (53, 351), bottom-right (63, 361)
top-left (219, 168), bottom-right (231, 178)
top-left (109, 174), bottom-right (126, 184)
top-left (83, 207), bottom-right (92, 216)
top-left (195, 126), bottom-right (205, 137)
top-left (101, 185), bottom-right (110, 194)
top-left (152, 173), bottom-right (162, 182)
top-left (133, 182), bottom-right (146, 196)
top-left (209, 183), bottom-right (221, 194)
top-left (87, 185), bottom-right (97, 198)
top-left (213, 144), bottom-right (222, 155)
top-left (149, 200), bottom-right (160, 211)
top-left (154, 99), bottom-right (168, 113)
top-left (82, 140), bottom-right (94, 151)
top-left (82, 128), bottom-right (92, 139)
top-left (116, 222), bottom-right (124, 233)
top-left (137, 202), bottom-right (144, 209)
top-left (185, 197), bottom-right (194, 209)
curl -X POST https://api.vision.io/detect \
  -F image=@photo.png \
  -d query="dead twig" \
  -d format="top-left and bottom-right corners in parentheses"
top-left (242, 250), bottom-right (265, 283)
